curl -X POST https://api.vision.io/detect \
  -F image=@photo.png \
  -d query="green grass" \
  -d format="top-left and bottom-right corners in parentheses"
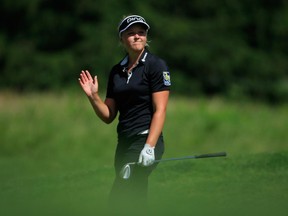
top-left (1, 91), bottom-right (288, 216)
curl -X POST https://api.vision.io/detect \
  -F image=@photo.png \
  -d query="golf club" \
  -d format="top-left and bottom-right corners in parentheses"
top-left (120, 151), bottom-right (227, 179)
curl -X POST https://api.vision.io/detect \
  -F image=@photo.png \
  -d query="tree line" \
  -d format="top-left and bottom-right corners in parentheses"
top-left (1, 0), bottom-right (287, 103)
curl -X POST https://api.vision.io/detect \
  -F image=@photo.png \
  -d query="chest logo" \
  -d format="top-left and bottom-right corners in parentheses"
top-left (163, 71), bottom-right (171, 86)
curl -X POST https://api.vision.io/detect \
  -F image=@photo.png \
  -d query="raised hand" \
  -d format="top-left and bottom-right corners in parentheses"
top-left (78, 70), bottom-right (98, 97)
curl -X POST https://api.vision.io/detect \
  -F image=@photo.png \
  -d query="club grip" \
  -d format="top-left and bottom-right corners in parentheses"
top-left (195, 152), bottom-right (227, 159)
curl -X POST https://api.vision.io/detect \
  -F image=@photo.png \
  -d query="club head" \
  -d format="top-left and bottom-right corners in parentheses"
top-left (120, 164), bottom-right (132, 180)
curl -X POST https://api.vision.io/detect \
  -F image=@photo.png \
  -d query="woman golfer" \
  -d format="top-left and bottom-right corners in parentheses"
top-left (78, 15), bottom-right (171, 213)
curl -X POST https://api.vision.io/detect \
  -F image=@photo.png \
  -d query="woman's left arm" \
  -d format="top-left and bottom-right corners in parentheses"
top-left (146, 90), bottom-right (170, 147)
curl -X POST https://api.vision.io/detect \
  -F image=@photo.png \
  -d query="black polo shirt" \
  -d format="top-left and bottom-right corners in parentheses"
top-left (106, 49), bottom-right (171, 138)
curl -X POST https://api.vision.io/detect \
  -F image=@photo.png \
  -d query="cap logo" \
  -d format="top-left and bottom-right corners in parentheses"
top-left (127, 17), bottom-right (145, 23)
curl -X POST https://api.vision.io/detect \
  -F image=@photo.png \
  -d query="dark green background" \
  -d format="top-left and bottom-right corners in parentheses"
top-left (1, 0), bottom-right (287, 103)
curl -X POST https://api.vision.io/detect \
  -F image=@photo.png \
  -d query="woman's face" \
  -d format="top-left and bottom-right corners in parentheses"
top-left (121, 24), bottom-right (147, 53)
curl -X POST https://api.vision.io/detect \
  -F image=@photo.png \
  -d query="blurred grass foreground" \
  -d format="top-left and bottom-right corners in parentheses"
top-left (0, 91), bottom-right (288, 216)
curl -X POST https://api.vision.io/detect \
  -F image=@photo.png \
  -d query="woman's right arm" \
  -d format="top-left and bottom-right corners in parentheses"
top-left (79, 70), bottom-right (117, 124)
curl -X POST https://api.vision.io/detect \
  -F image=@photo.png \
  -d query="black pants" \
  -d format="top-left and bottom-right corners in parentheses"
top-left (108, 134), bottom-right (164, 215)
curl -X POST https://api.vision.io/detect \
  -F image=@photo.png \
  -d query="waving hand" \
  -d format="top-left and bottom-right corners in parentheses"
top-left (78, 70), bottom-right (98, 97)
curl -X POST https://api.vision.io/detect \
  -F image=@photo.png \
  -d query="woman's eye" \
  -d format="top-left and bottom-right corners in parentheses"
top-left (126, 30), bottom-right (146, 36)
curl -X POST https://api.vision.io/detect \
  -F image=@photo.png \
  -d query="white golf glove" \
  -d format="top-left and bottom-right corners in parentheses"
top-left (138, 144), bottom-right (155, 166)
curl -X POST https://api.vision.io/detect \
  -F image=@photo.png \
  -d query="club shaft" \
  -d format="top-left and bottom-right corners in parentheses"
top-left (155, 152), bottom-right (227, 163)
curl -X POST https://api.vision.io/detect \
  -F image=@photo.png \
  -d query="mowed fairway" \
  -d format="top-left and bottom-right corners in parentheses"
top-left (1, 91), bottom-right (287, 216)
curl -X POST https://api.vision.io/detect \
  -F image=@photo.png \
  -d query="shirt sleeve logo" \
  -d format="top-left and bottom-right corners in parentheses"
top-left (163, 71), bottom-right (171, 86)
